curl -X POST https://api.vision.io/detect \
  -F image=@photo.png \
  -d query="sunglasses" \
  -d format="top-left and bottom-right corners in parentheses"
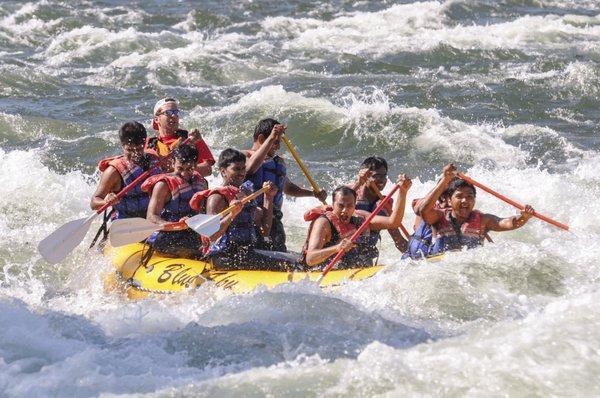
top-left (157, 109), bottom-right (180, 117)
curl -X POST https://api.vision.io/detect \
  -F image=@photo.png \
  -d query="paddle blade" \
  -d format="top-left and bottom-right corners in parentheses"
top-left (109, 218), bottom-right (159, 247)
top-left (185, 213), bottom-right (221, 237)
top-left (38, 215), bottom-right (96, 264)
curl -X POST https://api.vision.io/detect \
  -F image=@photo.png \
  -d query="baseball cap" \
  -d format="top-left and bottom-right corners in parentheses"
top-left (153, 97), bottom-right (178, 116)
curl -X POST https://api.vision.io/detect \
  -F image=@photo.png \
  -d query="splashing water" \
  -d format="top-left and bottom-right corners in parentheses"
top-left (1, 0), bottom-right (599, 396)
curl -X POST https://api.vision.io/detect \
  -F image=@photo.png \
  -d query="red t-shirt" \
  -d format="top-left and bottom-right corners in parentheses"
top-left (155, 134), bottom-right (215, 165)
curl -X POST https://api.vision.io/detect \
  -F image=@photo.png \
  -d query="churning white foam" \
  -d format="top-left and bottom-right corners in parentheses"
top-left (0, 2), bottom-right (62, 45)
top-left (196, 85), bottom-right (592, 170)
top-left (145, 287), bottom-right (600, 396)
top-left (0, 149), bottom-right (93, 235)
top-left (262, 2), bottom-right (600, 56)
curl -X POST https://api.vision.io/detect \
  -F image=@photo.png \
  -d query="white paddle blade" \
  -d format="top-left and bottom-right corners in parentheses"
top-left (185, 213), bottom-right (221, 237)
top-left (38, 215), bottom-right (96, 264)
top-left (109, 218), bottom-right (159, 247)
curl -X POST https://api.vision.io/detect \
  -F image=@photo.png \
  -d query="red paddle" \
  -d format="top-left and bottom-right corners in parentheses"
top-left (457, 172), bottom-right (569, 231)
top-left (318, 183), bottom-right (400, 283)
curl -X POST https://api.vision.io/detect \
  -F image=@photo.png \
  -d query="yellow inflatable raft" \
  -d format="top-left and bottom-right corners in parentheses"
top-left (103, 243), bottom-right (387, 299)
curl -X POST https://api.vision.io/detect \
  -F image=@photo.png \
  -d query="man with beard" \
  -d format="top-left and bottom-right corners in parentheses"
top-left (303, 174), bottom-right (412, 269)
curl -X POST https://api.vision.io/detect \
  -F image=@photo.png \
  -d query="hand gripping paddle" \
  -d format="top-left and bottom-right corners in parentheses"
top-left (185, 185), bottom-right (270, 236)
top-left (38, 138), bottom-right (190, 263)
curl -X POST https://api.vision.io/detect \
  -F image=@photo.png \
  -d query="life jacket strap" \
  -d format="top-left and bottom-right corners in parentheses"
top-left (89, 208), bottom-right (115, 249)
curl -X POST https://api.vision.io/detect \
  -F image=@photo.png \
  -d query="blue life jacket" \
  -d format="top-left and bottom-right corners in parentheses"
top-left (246, 155), bottom-right (286, 209)
top-left (207, 198), bottom-right (258, 256)
top-left (98, 154), bottom-right (159, 219)
top-left (163, 175), bottom-right (207, 222)
top-left (142, 172), bottom-right (208, 222)
top-left (354, 197), bottom-right (382, 257)
top-left (402, 220), bottom-right (433, 259)
top-left (429, 209), bottom-right (485, 256)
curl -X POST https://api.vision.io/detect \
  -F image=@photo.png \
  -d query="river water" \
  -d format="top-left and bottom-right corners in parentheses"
top-left (1, 1), bottom-right (599, 396)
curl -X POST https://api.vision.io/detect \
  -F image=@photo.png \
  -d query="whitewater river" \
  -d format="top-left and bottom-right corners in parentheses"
top-left (1, 0), bottom-right (599, 396)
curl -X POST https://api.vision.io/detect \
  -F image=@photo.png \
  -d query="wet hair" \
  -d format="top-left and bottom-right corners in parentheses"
top-left (253, 118), bottom-right (280, 141)
top-left (172, 144), bottom-right (198, 163)
top-left (332, 186), bottom-right (357, 202)
top-left (218, 148), bottom-right (246, 169)
top-left (360, 156), bottom-right (388, 172)
top-left (119, 121), bottom-right (147, 145)
top-left (447, 178), bottom-right (476, 198)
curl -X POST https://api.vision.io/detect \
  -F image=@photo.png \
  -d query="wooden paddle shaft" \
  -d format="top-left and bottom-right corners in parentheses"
top-left (456, 172), bottom-right (569, 231)
top-left (320, 184), bottom-right (400, 280)
top-left (217, 186), bottom-right (270, 217)
top-left (281, 135), bottom-right (327, 205)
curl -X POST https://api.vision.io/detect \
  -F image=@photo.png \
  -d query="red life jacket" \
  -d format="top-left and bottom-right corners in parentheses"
top-left (97, 154), bottom-right (159, 219)
top-left (98, 156), bottom-right (119, 173)
top-left (304, 206), bottom-right (351, 237)
top-left (189, 187), bottom-right (239, 254)
top-left (301, 206), bottom-right (375, 268)
top-left (141, 172), bottom-right (208, 222)
top-left (188, 186), bottom-right (235, 254)
top-left (189, 186), bottom-right (239, 212)
top-left (192, 186), bottom-right (258, 256)
top-left (430, 208), bottom-right (485, 255)
top-left (98, 153), bottom-right (158, 176)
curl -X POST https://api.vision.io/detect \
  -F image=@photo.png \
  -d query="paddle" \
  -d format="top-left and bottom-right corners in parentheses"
top-left (38, 138), bottom-right (190, 264)
top-left (109, 219), bottom-right (188, 247)
top-left (185, 185), bottom-right (270, 236)
top-left (317, 183), bottom-right (400, 283)
top-left (368, 181), bottom-right (411, 239)
top-left (109, 185), bottom-right (271, 247)
top-left (281, 135), bottom-right (327, 205)
top-left (456, 172), bottom-right (569, 231)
